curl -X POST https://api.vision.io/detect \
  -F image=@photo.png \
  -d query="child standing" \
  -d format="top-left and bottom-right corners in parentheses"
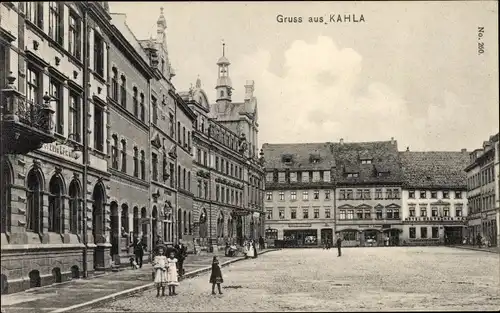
top-left (152, 247), bottom-right (167, 297)
top-left (166, 251), bottom-right (179, 296)
top-left (209, 256), bottom-right (224, 295)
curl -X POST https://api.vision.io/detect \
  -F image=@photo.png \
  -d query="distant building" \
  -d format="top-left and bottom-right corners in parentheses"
top-left (400, 150), bottom-right (469, 245)
top-left (262, 143), bottom-right (335, 247)
top-left (465, 133), bottom-right (499, 247)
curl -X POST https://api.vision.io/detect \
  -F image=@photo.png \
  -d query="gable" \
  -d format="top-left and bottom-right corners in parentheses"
top-left (385, 203), bottom-right (401, 209)
top-left (356, 204), bottom-right (372, 210)
top-left (338, 204), bottom-right (354, 210)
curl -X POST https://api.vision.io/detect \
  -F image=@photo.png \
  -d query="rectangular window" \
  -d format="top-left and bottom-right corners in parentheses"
top-left (120, 141), bottom-right (126, 173)
top-left (375, 189), bottom-right (383, 199)
top-left (325, 190), bottom-right (331, 200)
top-left (313, 190), bottom-right (319, 200)
top-left (455, 206), bottom-right (462, 217)
top-left (314, 209), bottom-right (319, 219)
top-left (50, 78), bottom-right (64, 135)
top-left (94, 105), bottom-right (104, 151)
top-left (93, 32), bottom-right (104, 77)
top-left (364, 210), bottom-right (371, 219)
top-left (49, 2), bottom-right (64, 45)
top-left (409, 227), bottom-right (416, 239)
top-left (431, 191), bottom-right (437, 199)
top-left (266, 192), bottom-right (272, 201)
top-left (347, 210), bottom-right (354, 220)
top-left (68, 91), bottom-right (81, 142)
top-left (409, 207), bottom-right (415, 217)
top-left (68, 12), bottom-right (81, 59)
top-left (291, 208), bottom-right (296, 219)
top-left (27, 2), bottom-right (44, 29)
top-left (394, 209), bottom-right (400, 219)
top-left (420, 207), bottom-right (427, 217)
top-left (279, 209), bottom-right (285, 219)
top-left (356, 189), bottom-right (363, 200)
top-left (409, 190), bottom-right (415, 199)
top-left (302, 208), bottom-right (309, 219)
top-left (325, 209), bottom-right (331, 218)
top-left (346, 189), bottom-right (353, 200)
top-left (26, 65), bottom-right (41, 115)
top-left (356, 210), bottom-right (363, 219)
top-left (363, 189), bottom-right (371, 200)
top-left (443, 191), bottom-right (449, 199)
top-left (177, 122), bottom-right (181, 143)
top-left (152, 97), bottom-right (158, 125)
top-left (339, 210), bottom-right (346, 220)
top-left (443, 207), bottom-right (450, 217)
top-left (339, 190), bottom-right (346, 200)
top-left (204, 182), bottom-right (208, 200)
top-left (152, 153), bottom-right (158, 181)
top-left (420, 191), bottom-right (427, 199)
top-left (455, 191), bottom-right (462, 199)
top-left (291, 191), bottom-right (297, 201)
top-left (120, 77), bottom-right (127, 107)
top-left (420, 227), bottom-right (428, 239)
top-left (386, 189), bottom-right (393, 199)
top-left (279, 192), bottom-right (285, 201)
top-left (376, 209), bottom-right (382, 219)
top-left (266, 209), bottom-right (273, 220)
top-left (183, 127), bottom-right (186, 148)
top-left (393, 188), bottom-right (400, 199)
top-left (386, 209), bottom-right (393, 219)
top-left (431, 207), bottom-right (438, 217)
top-left (431, 227), bottom-right (439, 238)
top-left (169, 163), bottom-right (174, 187)
top-left (302, 191), bottom-right (309, 201)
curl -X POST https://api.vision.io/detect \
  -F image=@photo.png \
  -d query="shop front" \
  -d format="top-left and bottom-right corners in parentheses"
top-left (283, 229), bottom-right (318, 247)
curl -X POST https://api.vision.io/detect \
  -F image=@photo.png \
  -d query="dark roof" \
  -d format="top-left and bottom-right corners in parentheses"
top-left (399, 151), bottom-right (469, 189)
top-left (262, 143), bottom-right (336, 170)
top-left (332, 141), bottom-right (402, 185)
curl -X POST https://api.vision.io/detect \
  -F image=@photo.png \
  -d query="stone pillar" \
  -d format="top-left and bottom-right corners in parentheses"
top-left (7, 184), bottom-right (28, 245)
top-left (62, 195), bottom-right (71, 243)
top-left (316, 228), bottom-right (321, 246)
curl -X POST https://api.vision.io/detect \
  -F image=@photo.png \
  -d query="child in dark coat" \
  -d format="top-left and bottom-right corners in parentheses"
top-left (209, 256), bottom-right (223, 295)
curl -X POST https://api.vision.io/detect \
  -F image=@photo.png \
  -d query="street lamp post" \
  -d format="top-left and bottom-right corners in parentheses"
top-left (208, 124), bottom-right (213, 252)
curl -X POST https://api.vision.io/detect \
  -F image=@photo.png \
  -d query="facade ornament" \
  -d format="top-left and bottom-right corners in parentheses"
top-left (238, 133), bottom-right (248, 154)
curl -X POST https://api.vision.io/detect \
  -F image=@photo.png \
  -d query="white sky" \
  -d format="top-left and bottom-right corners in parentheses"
top-left (109, 1), bottom-right (499, 151)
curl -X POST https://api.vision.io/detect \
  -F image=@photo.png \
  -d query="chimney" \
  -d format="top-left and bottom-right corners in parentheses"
top-left (390, 137), bottom-right (395, 144)
top-left (340, 138), bottom-right (344, 145)
top-left (461, 148), bottom-right (467, 152)
top-left (406, 146), bottom-right (410, 152)
top-left (244, 80), bottom-right (255, 100)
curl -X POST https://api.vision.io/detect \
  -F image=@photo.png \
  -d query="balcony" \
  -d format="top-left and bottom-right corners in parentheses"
top-left (1, 74), bottom-right (56, 155)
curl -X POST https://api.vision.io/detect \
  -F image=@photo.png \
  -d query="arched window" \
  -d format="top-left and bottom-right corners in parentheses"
top-left (120, 75), bottom-right (127, 107)
top-left (177, 165), bottom-right (181, 189)
top-left (133, 87), bottom-right (138, 117)
top-left (121, 140), bottom-right (127, 173)
top-left (183, 210), bottom-right (187, 235)
top-left (111, 135), bottom-right (119, 169)
top-left (26, 169), bottom-right (42, 233)
top-left (1, 160), bottom-right (12, 233)
top-left (133, 147), bottom-right (138, 177)
top-left (140, 207), bottom-right (147, 238)
top-left (187, 171), bottom-right (191, 192)
top-left (68, 180), bottom-right (81, 234)
top-left (48, 175), bottom-right (64, 233)
top-left (220, 90), bottom-right (224, 97)
top-left (121, 204), bottom-right (129, 234)
top-left (140, 150), bottom-right (145, 180)
top-left (133, 206), bottom-right (139, 236)
top-left (111, 67), bottom-right (118, 101)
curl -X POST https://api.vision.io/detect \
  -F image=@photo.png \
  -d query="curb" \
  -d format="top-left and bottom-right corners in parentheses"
top-left (449, 245), bottom-right (500, 254)
top-left (50, 249), bottom-right (278, 313)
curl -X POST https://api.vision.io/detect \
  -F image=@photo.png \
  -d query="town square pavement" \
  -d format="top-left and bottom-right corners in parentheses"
top-left (80, 247), bottom-right (500, 312)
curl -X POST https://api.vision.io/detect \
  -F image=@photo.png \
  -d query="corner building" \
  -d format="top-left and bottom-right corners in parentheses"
top-left (1, 2), bottom-right (112, 293)
top-left (466, 133), bottom-right (499, 247)
top-left (181, 47), bottom-right (265, 251)
top-left (262, 143), bottom-right (335, 247)
top-left (400, 150), bottom-right (469, 245)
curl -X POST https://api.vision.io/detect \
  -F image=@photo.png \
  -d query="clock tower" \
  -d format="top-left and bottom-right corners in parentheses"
top-left (215, 42), bottom-right (233, 103)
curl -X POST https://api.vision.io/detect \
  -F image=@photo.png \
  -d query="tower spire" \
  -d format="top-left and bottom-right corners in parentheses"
top-left (215, 40), bottom-right (232, 103)
top-left (222, 39), bottom-right (225, 57)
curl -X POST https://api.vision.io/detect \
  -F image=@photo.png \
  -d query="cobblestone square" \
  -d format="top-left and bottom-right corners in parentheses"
top-left (82, 247), bottom-right (499, 312)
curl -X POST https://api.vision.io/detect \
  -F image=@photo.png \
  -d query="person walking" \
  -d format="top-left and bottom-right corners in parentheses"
top-left (336, 236), bottom-right (342, 257)
top-left (166, 251), bottom-right (179, 296)
top-left (174, 240), bottom-right (187, 277)
top-left (129, 237), bottom-right (146, 268)
top-left (209, 256), bottom-right (224, 295)
top-left (259, 236), bottom-right (265, 250)
top-left (152, 246), bottom-right (168, 297)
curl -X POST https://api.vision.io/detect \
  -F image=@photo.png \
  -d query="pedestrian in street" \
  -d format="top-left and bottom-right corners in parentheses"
top-left (246, 241), bottom-right (255, 258)
top-left (259, 236), bottom-right (265, 250)
top-left (152, 246), bottom-right (168, 297)
top-left (477, 234), bottom-right (482, 248)
top-left (209, 256), bottom-right (224, 295)
top-left (166, 251), bottom-right (179, 295)
top-left (336, 237), bottom-right (342, 257)
top-left (252, 241), bottom-right (258, 259)
top-left (174, 240), bottom-right (187, 277)
top-left (129, 237), bottom-right (146, 268)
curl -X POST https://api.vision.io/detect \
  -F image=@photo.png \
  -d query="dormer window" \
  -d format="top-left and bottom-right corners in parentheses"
top-left (282, 154), bottom-right (293, 164)
top-left (377, 172), bottom-right (389, 177)
top-left (309, 154), bottom-right (321, 164)
top-left (361, 159), bottom-right (372, 164)
top-left (346, 173), bottom-right (359, 178)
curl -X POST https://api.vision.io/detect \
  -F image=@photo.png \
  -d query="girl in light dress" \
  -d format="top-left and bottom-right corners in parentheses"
top-left (152, 247), bottom-right (168, 297)
top-left (166, 251), bottom-right (179, 296)
top-left (246, 241), bottom-right (255, 258)
top-left (209, 256), bottom-right (223, 295)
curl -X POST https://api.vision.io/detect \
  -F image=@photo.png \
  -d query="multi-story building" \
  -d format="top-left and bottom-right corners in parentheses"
top-left (400, 150), bottom-right (469, 245)
top-left (181, 46), bottom-right (265, 251)
top-left (106, 11), bottom-right (156, 264)
top-left (334, 138), bottom-right (403, 247)
top-left (466, 133), bottom-right (499, 247)
top-left (1, 2), bottom-right (112, 293)
top-left (262, 143), bottom-right (336, 247)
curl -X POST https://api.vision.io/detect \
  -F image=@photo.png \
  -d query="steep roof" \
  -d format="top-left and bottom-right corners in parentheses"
top-left (333, 140), bottom-right (402, 185)
top-left (109, 13), bottom-right (150, 63)
top-left (399, 151), bottom-right (469, 189)
top-left (262, 143), bottom-right (336, 170)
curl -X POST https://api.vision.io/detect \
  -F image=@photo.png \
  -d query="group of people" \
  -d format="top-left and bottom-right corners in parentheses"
top-left (243, 239), bottom-right (259, 259)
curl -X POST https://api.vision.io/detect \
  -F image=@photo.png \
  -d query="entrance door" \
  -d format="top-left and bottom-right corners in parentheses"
top-left (321, 229), bottom-right (333, 245)
top-left (110, 202), bottom-right (119, 257)
top-left (236, 216), bottom-right (243, 245)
